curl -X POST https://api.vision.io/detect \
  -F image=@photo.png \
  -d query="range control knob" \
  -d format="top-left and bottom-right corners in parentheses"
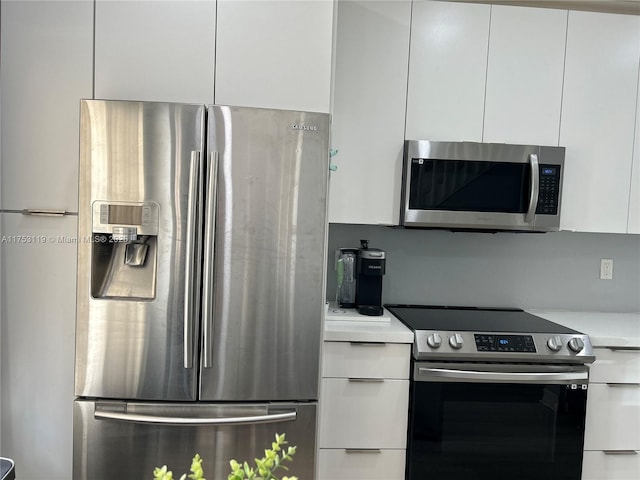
top-left (427, 333), bottom-right (442, 349)
top-left (449, 333), bottom-right (464, 349)
top-left (568, 337), bottom-right (585, 353)
top-left (547, 336), bottom-right (563, 352)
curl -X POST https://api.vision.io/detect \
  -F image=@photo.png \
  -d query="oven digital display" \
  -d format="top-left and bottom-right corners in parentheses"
top-left (475, 334), bottom-right (536, 353)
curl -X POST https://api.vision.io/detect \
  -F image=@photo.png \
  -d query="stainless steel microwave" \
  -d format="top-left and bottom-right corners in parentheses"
top-left (400, 140), bottom-right (565, 232)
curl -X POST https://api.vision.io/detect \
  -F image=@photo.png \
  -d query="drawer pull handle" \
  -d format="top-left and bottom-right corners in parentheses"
top-left (345, 449), bottom-right (382, 454)
top-left (603, 450), bottom-right (638, 455)
top-left (601, 346), bottom-right (640, 352)
top-left (21, 208), bottom-right (70, 217)
top-left (349, 342), bottom-right (386, 347)
top-left (606, 383), bottom-right (640, 387)
top-left (348, 378), bottom-right (384, 383)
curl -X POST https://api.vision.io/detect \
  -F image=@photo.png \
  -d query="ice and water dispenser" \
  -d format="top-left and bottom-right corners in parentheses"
top-left (90, 201), bottom-right (159, 300)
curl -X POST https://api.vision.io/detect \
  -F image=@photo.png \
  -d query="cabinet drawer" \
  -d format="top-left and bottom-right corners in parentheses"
top-left (582, 450), bottom-right (640, 480)
top-left (322, 341), bottom-right (410, 379)
top-left (590, 347), bottom-right (640, 384)
top-left (584, 383), bottom-right (640, 450)
top-left (319, 378), bottom-right (409, 449)
top-left (318, 448), bottom-right (406, 480)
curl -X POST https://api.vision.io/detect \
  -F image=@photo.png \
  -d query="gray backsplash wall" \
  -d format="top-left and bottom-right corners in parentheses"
top-left (327, 224), bottom-right (640, 312)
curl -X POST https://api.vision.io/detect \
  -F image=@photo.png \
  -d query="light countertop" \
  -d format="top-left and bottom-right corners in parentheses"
top-left (324, 306), bottom-right (414, 343)
top-left (527, 309), bottom-right (640, 348)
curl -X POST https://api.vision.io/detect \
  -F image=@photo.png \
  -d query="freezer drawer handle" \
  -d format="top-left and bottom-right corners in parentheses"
top-left (94, 409), bottom-right (297, 426)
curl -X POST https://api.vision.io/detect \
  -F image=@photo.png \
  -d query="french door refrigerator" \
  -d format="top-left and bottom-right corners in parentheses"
top-left (73, 100), bottom-right (330, 479)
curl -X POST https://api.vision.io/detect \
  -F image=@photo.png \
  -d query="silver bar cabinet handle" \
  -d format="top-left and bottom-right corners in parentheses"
top-left (525, 153), bottom-right (539, 225)
top-left (95, 410), bottom-right (296, 426)
top-left (345, 449), bottom-right (382, 454)
top-left (21, 208), bottom-right (69, 217)
top-left (418, 367), bottom-right (588, 383)
top-left (183, 151), bottom-right (200, 369)
top-left (349, 342), bottom-right (386, 347)
top-left (603, 450), bottom-right (638, 455)
top-left (604, 346), bottom-right (640, 352)
top-left (607, 383), bottom-right (640, 387)
top-left (348, 378), bottom-right (384, 383)
top-left (202, 152), bottom-right (219, 369)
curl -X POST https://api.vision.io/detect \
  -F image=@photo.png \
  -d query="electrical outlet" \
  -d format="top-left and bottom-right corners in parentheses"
top-left (600, 258), bottom-right (613, 280)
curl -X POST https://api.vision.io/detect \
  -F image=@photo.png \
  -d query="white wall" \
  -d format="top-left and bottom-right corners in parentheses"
top-left (328, 224), bottom-right (640, 313)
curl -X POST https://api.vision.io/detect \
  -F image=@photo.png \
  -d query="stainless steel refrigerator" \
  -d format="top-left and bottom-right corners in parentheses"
top-left (73, 100), bottom-right (329, 479)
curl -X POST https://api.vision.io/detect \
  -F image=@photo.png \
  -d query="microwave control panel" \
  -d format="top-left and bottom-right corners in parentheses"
top-left (535, 165), bottom-right (561, 215)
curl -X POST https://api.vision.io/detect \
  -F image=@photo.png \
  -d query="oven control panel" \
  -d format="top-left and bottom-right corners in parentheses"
top-left (413, 330), bottom-right (595, 364)
top-left (475, 334), bottom-right (536, 353)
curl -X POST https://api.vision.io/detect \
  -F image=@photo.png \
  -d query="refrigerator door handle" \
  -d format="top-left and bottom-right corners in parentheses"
top-left (202, 151), bottom-right (219, 369)
top-left (94, 409), bottom-right (297, 426)
top-left (183, 151), bottom-right (201, 369)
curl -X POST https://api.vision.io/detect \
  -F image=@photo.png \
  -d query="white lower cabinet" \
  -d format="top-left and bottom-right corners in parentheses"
top-left (582, 451), bottom-right (640, 480)
top-left (584, 383), bottom-right (640, 450)
top-left (583, 347), bottom-right (640, 480)
top-left (318, 449), bottom-right (406, 480)
top-left (319, 341), bottom-right (410, 480)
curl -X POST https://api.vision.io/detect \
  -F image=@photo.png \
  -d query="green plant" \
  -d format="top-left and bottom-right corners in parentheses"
top-left (228, 433), bottom-right (297, 480)
top-left (153, 453), bottom-right (205, 480)
top-left (152, 433), bottom-right (297, 480)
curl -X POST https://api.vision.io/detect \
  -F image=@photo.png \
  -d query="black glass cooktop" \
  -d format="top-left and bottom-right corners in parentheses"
top-left (385, 304), bottom-right (580, 335)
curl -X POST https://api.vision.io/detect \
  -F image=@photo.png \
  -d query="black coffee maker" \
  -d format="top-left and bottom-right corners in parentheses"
top-left (356, 239), bottom-right (386, 316)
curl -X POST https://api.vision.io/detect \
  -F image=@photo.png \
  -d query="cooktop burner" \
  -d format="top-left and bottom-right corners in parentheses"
top-left (384, 305), bottom-right (580, 334)
top-left (385, 304), bottom-right (594, 364)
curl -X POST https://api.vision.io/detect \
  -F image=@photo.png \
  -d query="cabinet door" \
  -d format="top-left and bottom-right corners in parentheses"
top-left (0, 0), bottom-right (93, 212)
top-left (318, 449), bottom-right (406, 480)
top-left (584, 383), bottom-right (640, 451)
top-left (322, 341), bottom-right (410, 379)
top-left (559, 11), bottom-right (640, 233)
top-left (328, 0), bottom-right (411, 225)
top-left (0, 213), bottom-right (78, 480)
top-left (405, 0), bottom-right (490, 142)
top-left (95, 0), bottom-right (216, 103)
top-left (483, 6), bottom-right (567, 145)
top-left (319, 378), bottom-right (409, 449)
top-left (628, 70), bottom-right (640, 234)
top-left (215, 0), bottom-right (333, 112)
top-left (582, 451), bottom-right (640, 480)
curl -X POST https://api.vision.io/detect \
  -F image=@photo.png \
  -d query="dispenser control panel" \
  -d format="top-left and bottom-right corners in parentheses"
top-left (92, 201), bottom-right (159, 237)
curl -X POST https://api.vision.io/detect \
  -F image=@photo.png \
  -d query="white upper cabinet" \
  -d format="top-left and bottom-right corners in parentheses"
top-left (95, 0), bottom-right (216, 104)
top-left (328, 0), bottom-right (411, 225)
top-left (559, 11), bottom-right (640, 233)
top-left (405, 0), bottom-right (490, 142)
top-left (628, 70), bottom-right (640, 234)
top-left (0, 0), bottom-right (93, 212)
top-left (483, 6), bottom-right (567, 145)
top-left (215, 0), bottom-right (333, 113)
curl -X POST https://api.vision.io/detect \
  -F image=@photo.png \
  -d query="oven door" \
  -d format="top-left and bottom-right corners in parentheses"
top-left (407, 362), bottom-right (589, 480)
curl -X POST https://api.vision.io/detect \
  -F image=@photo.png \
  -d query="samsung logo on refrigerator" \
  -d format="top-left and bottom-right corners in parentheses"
top-left (291, 124), bottom-right (318, 131)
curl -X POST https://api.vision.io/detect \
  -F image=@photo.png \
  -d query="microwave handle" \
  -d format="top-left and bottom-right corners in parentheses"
top-left (525, 153), bottom-right (539, 225)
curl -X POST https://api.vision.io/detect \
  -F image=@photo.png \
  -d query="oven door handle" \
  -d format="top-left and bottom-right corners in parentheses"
top-left (417, 366), bottom-right (588, 384)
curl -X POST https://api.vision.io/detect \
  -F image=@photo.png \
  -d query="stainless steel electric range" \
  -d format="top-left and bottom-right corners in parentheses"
top-left (385, 304), bottom-right (595, 480)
